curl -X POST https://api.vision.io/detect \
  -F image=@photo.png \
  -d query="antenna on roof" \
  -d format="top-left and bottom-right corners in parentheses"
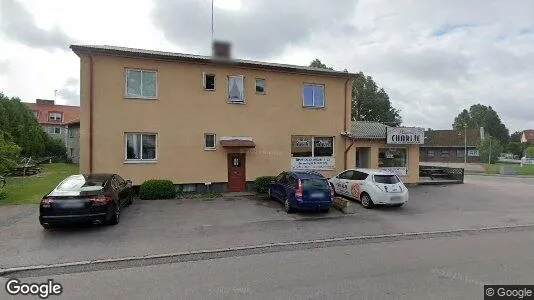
top-left (211, 0), bottom-right (214, 45)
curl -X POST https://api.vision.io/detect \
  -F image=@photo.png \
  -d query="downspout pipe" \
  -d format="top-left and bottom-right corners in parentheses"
top-left (343, 76), bottom-right (353, 169)
top-left (89, 54), bottom-right (94, 173)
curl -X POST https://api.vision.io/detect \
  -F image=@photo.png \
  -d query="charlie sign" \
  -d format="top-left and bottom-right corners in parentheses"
top-left (387, 127), bottom-right (424, 145)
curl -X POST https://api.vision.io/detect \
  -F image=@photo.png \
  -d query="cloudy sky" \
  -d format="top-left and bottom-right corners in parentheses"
top-left (1, 0), bottom-right (533, 132)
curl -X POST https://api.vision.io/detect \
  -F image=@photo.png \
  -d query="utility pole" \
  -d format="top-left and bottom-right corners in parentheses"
top-left (464, 124), bottom-right (467, 169)
top-left (488, 138), bottom-right (492, 164)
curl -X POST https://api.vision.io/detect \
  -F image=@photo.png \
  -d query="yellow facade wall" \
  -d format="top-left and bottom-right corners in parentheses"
top-left (78, 54), bottom-right (352, 185)
top-left (346, 140), bottom-right (420, 184)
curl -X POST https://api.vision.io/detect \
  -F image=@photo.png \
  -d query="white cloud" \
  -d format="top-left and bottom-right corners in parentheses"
top-left (0, 0), bottom-right (533, 132)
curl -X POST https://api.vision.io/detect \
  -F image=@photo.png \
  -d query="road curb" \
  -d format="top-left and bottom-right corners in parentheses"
top-left (465, 173), bottom-right (534, 178)
top-left (2, 223), bottom-right (534, 277)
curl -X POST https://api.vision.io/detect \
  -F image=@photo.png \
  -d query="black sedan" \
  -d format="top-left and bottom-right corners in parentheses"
top-left (39, 174), bottom-right (133, 229)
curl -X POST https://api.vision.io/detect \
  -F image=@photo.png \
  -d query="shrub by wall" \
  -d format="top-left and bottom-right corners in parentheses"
top-left (139, 180), bottom-right (176, 200)
top-left (254, 176), bottom-right (276, 194)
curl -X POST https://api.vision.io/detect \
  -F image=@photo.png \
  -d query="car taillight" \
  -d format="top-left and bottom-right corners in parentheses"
top-left (41, 197), bottom-right (53, 208)
top-left (90, 196), bottom-right (113, 206)
top-left (295, 179), bottom-right (303, 199)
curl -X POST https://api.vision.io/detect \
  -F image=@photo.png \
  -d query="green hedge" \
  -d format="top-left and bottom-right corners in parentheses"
top-left (254, 176), bottom-right (276, 194)
top-left (139, 179), bottom-right (176, 200)
top-left (0, 189), bottom-right (7, 200)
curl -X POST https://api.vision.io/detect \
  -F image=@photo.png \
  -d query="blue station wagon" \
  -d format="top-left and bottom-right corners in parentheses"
top-left (268, 171), bottom-right (334, 213)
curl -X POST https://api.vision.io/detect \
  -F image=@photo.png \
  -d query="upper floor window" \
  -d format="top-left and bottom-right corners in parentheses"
top-left (203, 73), bottom-right (215, 91)
top-left (48, 126), bottom-right (61, 134)
top-left (228, 75), bottom-right (244, 103)
top-left (49, 112), bottom-right (62, 122)
top-left (255, 78), bottom-right (266, 94)
top-left (204, 133), bottom-right (216, 150)
top-left (125, 69), bottom-right (157, 99)
top-left (32, 111), bottom-right (39, 119)
top-left (302, 84), bottom-right (325, 108)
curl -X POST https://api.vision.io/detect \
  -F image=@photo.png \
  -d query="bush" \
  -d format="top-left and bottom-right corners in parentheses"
top-left (0, 189), bottom-right (7, 200)
top-left (139, 179), bottom-right (176, 200)
top-left (254, 176), bottom-right (276, 194)
top-left (526, 146), bottom-right (534, 158)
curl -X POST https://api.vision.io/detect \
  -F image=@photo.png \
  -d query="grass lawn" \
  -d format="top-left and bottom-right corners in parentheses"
top-left (1, 163), bottom-right (79, 205)
top-left (484, 163), bottom-right (534, 175)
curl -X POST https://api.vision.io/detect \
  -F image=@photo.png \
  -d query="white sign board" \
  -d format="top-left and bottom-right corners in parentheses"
top-left (387, 127), bottom-right (424, 144)
top-left (291, 157), bottom-right (335, 170)
top-left (467, 149), bottom-right (479, 157)
top-left (379, 167), bottom-right (408, 176)
top-left (522, 157), bottom-right (534, 165)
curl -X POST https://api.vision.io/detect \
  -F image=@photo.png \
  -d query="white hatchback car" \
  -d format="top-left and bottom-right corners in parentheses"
top-left (329, 169), bottom-right (409, 208)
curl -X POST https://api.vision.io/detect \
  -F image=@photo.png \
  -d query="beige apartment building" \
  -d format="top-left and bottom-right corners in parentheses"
top-left (71, 43), bottom-right (420, 191)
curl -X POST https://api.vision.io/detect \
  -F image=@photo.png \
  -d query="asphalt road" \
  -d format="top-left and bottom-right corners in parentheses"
top-left (3, 228), bottom-right (534, 300)
top-left (1, 175), bottom-right (534, 269)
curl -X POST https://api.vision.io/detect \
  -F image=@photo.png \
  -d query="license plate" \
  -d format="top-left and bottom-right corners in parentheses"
top-left (60, 201), bottom-right (84, 208)
top-left (311, 193), bottom-right (324, 198)
top-left (390, 196), bottom-right (402, 201)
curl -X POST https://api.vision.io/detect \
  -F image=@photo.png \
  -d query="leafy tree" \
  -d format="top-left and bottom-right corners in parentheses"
top-left (510, 131), bottom-right (523, 142)
top-left (0, 131), bottom-right (21, 174)
top-left (452, 104), bottom-right (509, 144)
top-left (309, 60), bottom-right (402, 126)
top-left (477, 136), bottom-right (503, 164)
top-left (526, 147), bottom-right (534, 158)
top-left (507, 142), bottom-right (526, 158)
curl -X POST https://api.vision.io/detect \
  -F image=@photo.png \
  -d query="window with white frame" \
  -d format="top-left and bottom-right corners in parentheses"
top-left (125, 69), bottom-right (157, 99)
top-left (49, 112), bottom-right (62, 121)
top-left (255, 78), bottom-right (266, 94)
top-left (228, 75), bottom-right (244, 103)
top-left (291, 135), bottom-right (334, 157)
top-left (203, 73), bottom-right (215, 90)
top-left (32, 111), bottom-right (39, 119)
top-left (48, 126), bottom-right (61, 134)
top-left (125, 133), bottom-right (157, 161)
top-left (204, 133), bottom-right (216, 150)
top-left (302, 84), bottom-right (325, 108)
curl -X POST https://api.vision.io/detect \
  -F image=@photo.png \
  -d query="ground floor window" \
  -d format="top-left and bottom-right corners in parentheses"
top-left (378, 148), bottom-right (408, 176)
top-left (290, 135), bottom-right (334, 170)
top-left (125, 133), bottom-right (157, 161)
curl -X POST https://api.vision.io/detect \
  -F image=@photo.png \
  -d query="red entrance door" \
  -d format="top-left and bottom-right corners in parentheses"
top-left (227, 153), bottom-right (246, 192)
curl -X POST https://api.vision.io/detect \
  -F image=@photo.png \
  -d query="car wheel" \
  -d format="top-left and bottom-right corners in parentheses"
top-left (284, 197), bottom-right (294, 214)
top-left (267, 188), bottom-right (273, 199)
top-left (321, 208), bottom-right (330, 213)
top-left (108, 204), bottom-right (120, 225)
top-left (40, 222), bottom-right (53, 230)
top-left (361, 193), bottom-right (374, 209)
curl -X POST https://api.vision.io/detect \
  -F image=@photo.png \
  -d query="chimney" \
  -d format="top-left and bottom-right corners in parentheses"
top-left (212, 41), bottom-right (231, 60)
top-left (480, 127), bottom-right (485, 140)
top-left (36, 99), bottom-right (55, 105)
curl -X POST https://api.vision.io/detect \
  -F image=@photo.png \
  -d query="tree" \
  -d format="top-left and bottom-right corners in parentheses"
top-left (510, 131), bottom-right (523, 142)
top-left (452, 104), bottom-right (509, 144)
top-left (309, 60), bottom-right (402, 126)
top-left (507, 142), bottom-right (527, 158)
top-left (477, 136), bottom-right (503, 164)
top-left (526, 147), bottom-right (534, 158)
top-left (0, 131), bottom-right (21, 174)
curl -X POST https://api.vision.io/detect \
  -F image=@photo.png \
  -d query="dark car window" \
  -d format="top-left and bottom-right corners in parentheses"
top-left (353, 171), bottom-right (369, 181)
top-left (56, 175), bottom-right (105, 191)
top-left (287, 176), bottom-right (298, 189)
top-left (338, 170), bottom-right (354, 180)
top-left (374, 175), bottom-right (400, 184)
top-left (302, 178), bottom-right (329, 190)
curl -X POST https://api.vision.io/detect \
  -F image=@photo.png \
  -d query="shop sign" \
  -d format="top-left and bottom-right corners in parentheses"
top-left (295, 138), bottom-right (311, 147)
top-left (387, 127), bottom-right (424, 144)
top-left (291, 157), bottom-right (335, 170)
top-left (467, 149), bottom-right (479, 157)
top-left (379, 167), bottom-right (408, 176)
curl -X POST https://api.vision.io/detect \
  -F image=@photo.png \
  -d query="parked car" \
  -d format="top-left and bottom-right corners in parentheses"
top-left (268, 171), bottom-right (334, 213)
top-left (329, 169), bottom-right (408, 209)
top-left (39, 174), bottom-right (133, 229)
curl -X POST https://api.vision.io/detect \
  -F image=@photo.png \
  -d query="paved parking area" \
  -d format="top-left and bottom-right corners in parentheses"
top-left (1, 175), bottom-right (533, 269)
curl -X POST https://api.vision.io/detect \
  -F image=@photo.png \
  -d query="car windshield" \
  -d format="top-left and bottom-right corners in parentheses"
top-left (55, 175), bottom-right (105, 191)
top-left (302, 178), bottom-right (329, 190)
top-left (374, 175), bottom-right (400, 184)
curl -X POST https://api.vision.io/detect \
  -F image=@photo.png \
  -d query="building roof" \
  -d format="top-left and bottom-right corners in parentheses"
top-left (70, 44), bottom-right (359, 79)
top-left (523, 130), bottom-right (534, 142)
top-left (346, 121), bottom-right (389, 139)
top-left (423, 129), bottom-right (481, 147)
top-left (25, 101), bottom-right (80, 125)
